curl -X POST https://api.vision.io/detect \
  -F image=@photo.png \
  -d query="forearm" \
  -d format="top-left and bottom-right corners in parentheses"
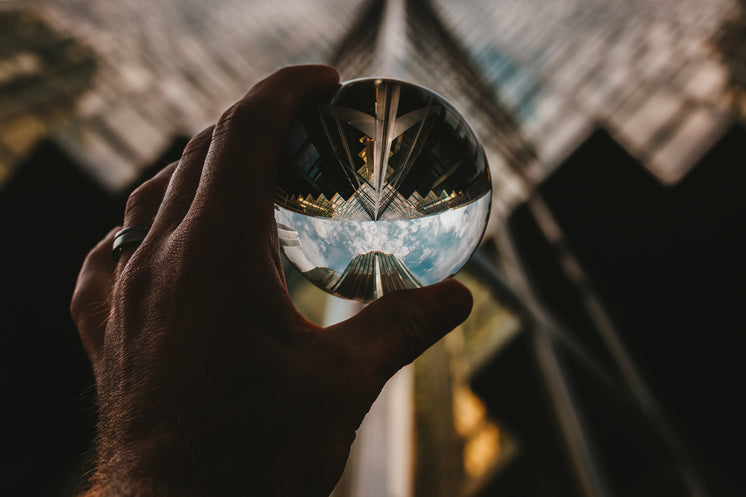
top-left (80, 414), bottom-right (294, 497)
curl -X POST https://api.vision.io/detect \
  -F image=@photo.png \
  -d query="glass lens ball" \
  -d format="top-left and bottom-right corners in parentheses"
top-left (275, 78), bottom-right (491, 302)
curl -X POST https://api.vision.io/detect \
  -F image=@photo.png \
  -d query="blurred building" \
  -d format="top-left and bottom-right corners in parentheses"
top-left (0, 9), bottom-right (98, 184)
top-left (1, 1), bottom-right (745, 496)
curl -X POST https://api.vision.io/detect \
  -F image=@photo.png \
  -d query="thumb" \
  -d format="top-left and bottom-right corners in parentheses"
top-left (332, 279), bottom-right (473, 383)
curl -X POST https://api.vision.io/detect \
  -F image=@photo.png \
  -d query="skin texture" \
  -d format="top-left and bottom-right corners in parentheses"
top-left (71, 65), bottom-right (473, 497)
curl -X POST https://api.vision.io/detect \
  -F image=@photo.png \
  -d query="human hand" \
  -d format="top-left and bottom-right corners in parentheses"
top-left (71, 65), bottom-right (473, 497)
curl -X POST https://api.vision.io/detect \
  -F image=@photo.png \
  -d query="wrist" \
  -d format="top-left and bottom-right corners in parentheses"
top-left (84, 414), bottom-right (281, 497)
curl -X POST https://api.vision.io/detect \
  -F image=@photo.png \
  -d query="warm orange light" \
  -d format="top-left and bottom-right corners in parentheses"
top-left (453, 385), bottom-right (486, 436)
top-left (463, 423), bottom-right (500, 479)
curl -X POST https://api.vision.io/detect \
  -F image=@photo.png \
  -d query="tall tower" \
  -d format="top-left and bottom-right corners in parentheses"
top-left (332, 250), bottom-right (421, 301)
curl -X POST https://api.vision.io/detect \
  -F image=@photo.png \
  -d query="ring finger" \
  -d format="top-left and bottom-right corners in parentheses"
top-left (116, 162), bottom-right (177, 272)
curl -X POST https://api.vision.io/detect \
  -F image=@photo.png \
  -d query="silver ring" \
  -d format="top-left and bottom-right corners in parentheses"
top-left (112, 226), bottom-right (150, 260)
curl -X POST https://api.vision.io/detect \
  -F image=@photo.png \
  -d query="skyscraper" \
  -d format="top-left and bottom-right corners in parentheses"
top-left (332, 250), bottom-right (421, 301)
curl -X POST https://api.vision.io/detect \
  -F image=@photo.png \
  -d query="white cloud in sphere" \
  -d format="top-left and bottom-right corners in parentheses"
top-left (275, 194), bottom-right (490, 285)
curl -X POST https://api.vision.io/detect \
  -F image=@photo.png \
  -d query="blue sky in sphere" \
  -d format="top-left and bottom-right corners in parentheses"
top-left (275, 194), bottom-right (490, 286)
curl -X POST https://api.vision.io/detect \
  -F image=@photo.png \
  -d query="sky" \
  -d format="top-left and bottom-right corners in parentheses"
top-left (275, 193), bottom-right (491, 287)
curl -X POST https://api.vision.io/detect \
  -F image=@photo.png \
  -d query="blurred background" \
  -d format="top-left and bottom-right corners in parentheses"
top-left (1, 0), bottom-right (745, 495)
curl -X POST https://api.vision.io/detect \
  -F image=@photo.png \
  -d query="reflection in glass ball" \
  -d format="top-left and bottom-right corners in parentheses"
top-left (275, 78), bottom-right (491, 302)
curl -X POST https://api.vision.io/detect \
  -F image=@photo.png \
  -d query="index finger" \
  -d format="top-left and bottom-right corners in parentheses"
top-left (194, 65), bottom-right (339, 225)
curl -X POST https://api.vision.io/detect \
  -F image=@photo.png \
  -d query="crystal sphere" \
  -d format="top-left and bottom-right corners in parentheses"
top-left (275, 78), bottom-right (491, 302)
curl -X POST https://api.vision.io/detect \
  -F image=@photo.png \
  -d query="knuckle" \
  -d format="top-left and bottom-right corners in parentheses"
top-left (180, 126), bottom-right (214, 161)
top-left (216, 101), bottom-right (248, 132)
top-left (125, 180), bottom-right (161, 220)
top-left (124, 163), bottom-right (177, 217)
